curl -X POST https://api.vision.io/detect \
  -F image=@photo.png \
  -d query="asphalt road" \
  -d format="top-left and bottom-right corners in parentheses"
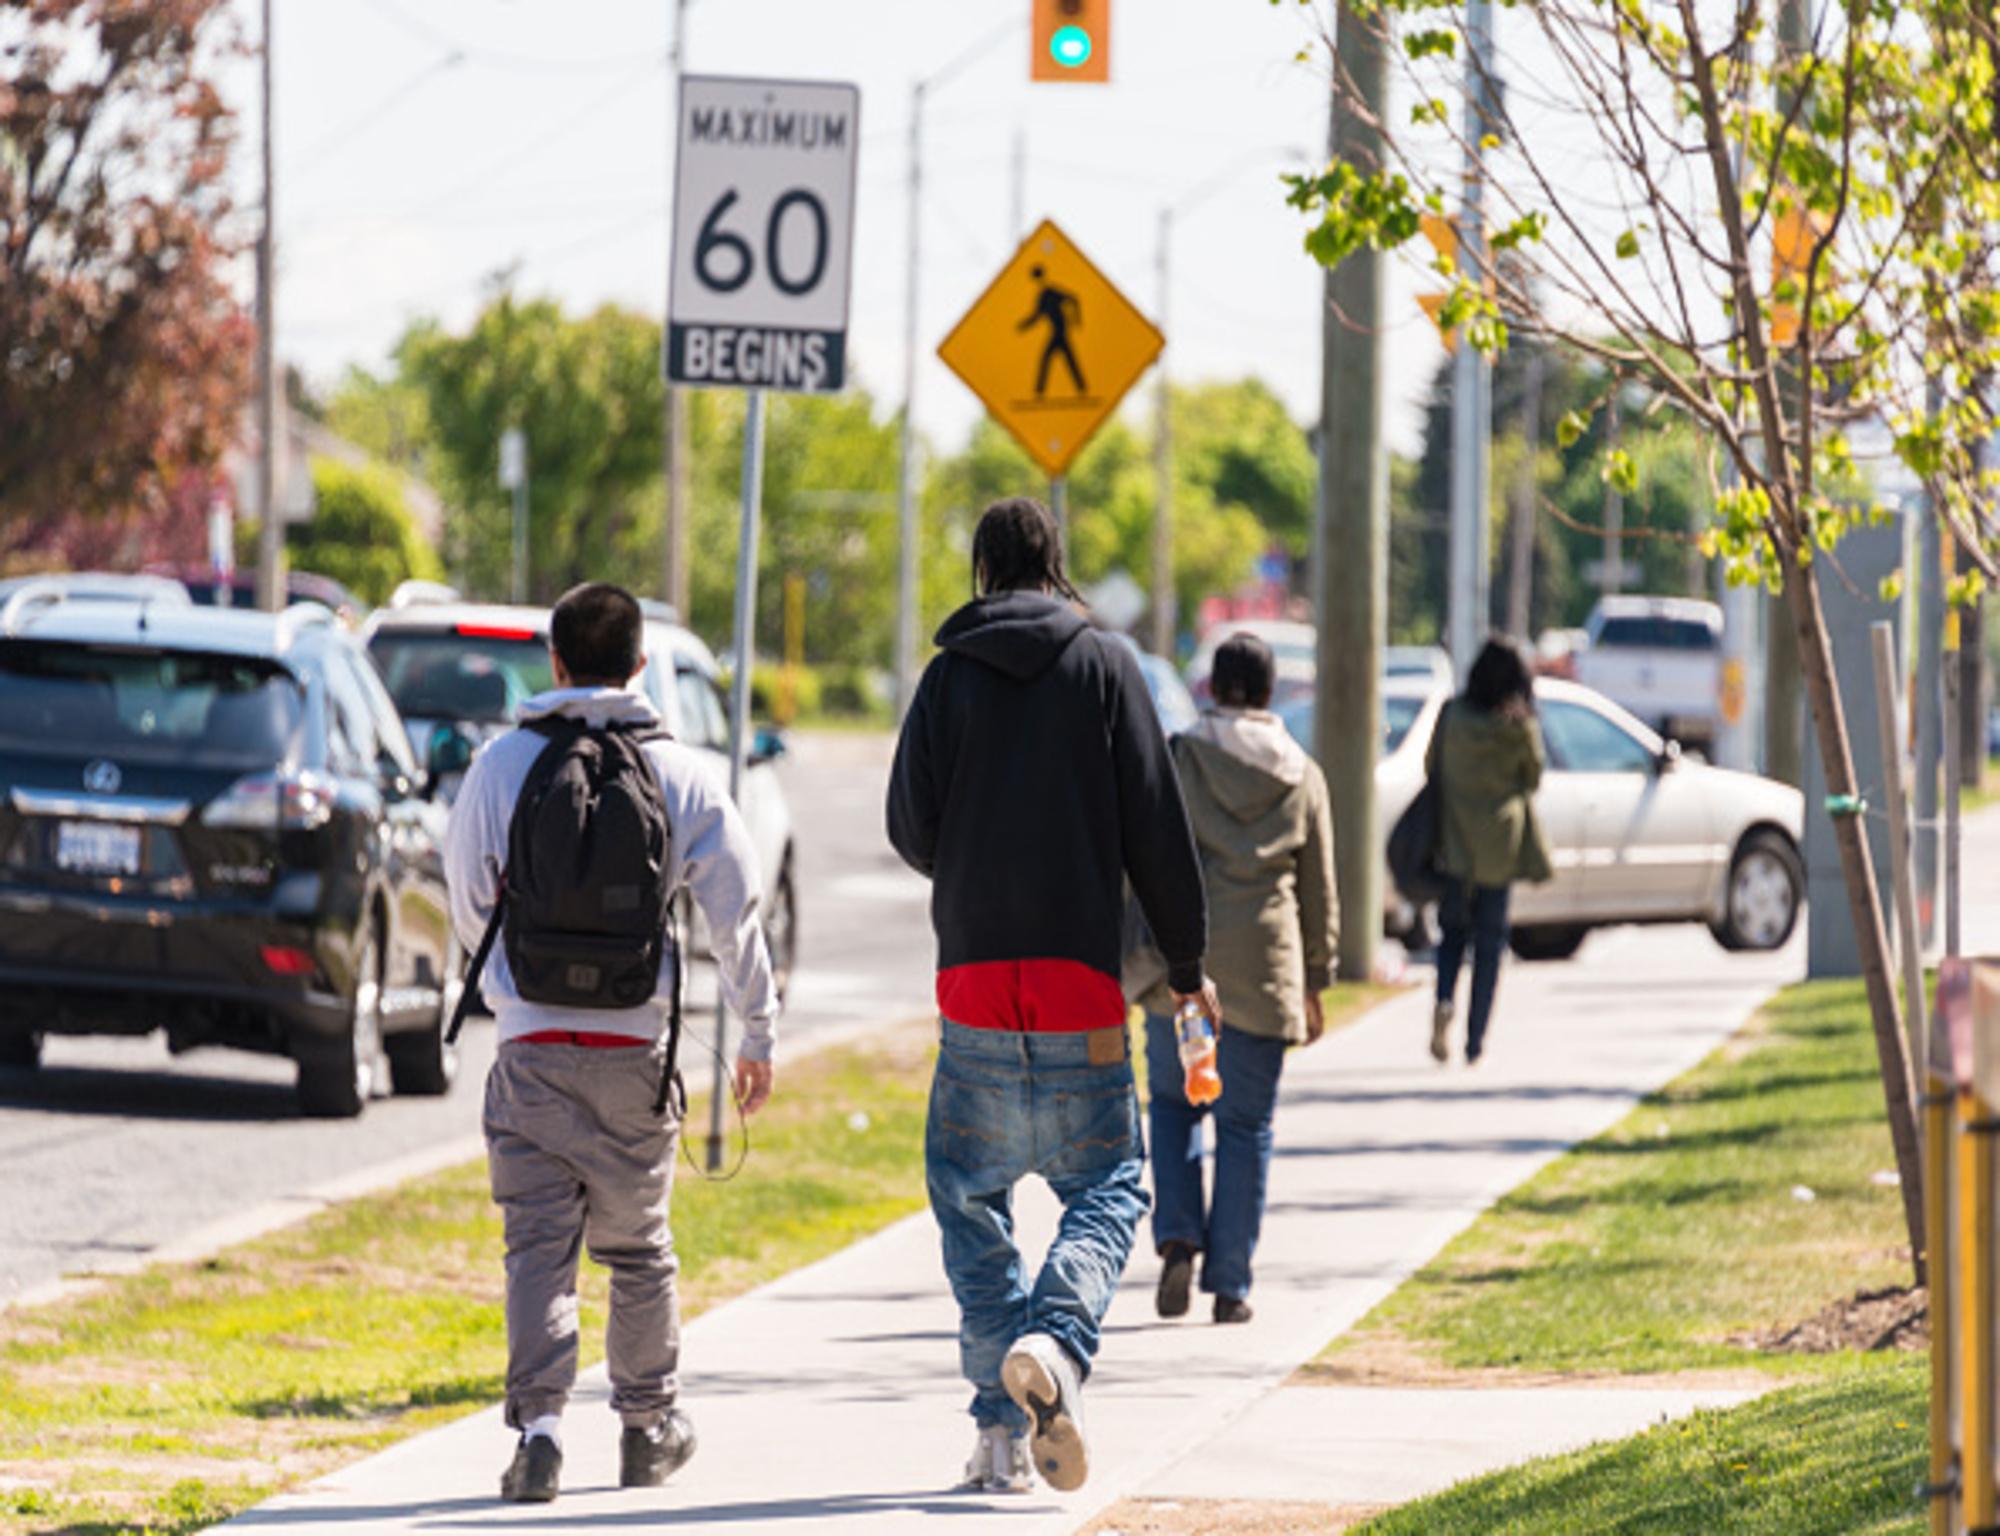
top-left (0, 729), bottom-right (934, 1305)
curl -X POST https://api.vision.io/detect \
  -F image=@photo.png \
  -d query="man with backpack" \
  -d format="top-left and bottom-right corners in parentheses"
top-left (887, 497), bottom-right (1213, 1495)
top-left (444, 581), bottom-right (778, 1504)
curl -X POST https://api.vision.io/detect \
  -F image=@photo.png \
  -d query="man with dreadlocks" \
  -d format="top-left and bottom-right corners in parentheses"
top-left (888, 496), bottom-right (1213, 1495)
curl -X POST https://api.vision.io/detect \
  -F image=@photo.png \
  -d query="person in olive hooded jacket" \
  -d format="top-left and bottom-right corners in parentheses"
top-left (1139, 632), bottom-right (1337, 1325)
top-left (1426, 637), bottom-right (1552, 1064)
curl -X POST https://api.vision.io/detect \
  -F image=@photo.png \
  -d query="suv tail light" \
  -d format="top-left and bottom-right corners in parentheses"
top-left (201, 770), bottom-right (336, 830)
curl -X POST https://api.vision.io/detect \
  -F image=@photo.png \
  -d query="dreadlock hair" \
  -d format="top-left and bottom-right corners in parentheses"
top-left (970, 496), bottom-right (1083, 602)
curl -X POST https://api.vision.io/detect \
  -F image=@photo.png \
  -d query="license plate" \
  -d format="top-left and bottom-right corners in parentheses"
top-left (55, 820), bottom-right (141, 876)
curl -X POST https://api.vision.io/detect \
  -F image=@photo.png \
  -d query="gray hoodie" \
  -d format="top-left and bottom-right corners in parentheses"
top-left (444, 686), bottom-right (778, 1059)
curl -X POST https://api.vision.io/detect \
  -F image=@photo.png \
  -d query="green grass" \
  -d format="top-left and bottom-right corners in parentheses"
top-left (0, 1024), bottom-right (935, 1536)
top-left (1359, 1361), bottom-right (1927, 1535)
top-left (1316, 978), bottom-right (1912, 1382)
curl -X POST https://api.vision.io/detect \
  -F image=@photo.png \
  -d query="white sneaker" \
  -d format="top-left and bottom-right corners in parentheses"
top-left (1002, 1333), bottom-right (1088, 1492)
top-left (1430, 1001), bottom-right (1453, 1063)
top-left (958, 1423), bottom-right (1033, 1494)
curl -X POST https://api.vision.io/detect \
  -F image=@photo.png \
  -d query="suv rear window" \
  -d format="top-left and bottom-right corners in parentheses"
top-left (369, 630), bottom-right (553, 724)
top-left (0, 642), bottom-right (302, 765)
top-left (1593, 616), bottom-right (1717, 651)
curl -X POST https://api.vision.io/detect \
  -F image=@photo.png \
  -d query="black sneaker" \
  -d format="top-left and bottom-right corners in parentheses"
top-left (1213, 1296), bottom-right (1254, 1325)
top-left (1155, 1243), bottom-right (1196, 1320)
top-left (500, 1433), bottom-right (561, 1503)
top-left (620, 1410), bottom-right (698, 1488)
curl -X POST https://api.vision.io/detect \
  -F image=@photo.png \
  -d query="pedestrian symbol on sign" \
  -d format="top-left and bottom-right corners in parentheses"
top-left (1020, 266), bottom-right (1087, 397)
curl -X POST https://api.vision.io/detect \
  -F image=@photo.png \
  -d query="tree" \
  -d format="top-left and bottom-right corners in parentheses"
top-left (0, 0), bottom-right (249, 528)
top-left (387, 290), bottom-right (666, 602)
top-left (1285, 0), bottom-right (2000, 1275)
top-left (285, 457), bottom-right (443, 607)
top-left (1396, 340), bottom-right (1714, 642)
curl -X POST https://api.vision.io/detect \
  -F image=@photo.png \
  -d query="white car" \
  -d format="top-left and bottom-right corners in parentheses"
top-left (362, 602), bottom-right (797, 996)
top-left (1280, 676), bottom-right (1805, 959)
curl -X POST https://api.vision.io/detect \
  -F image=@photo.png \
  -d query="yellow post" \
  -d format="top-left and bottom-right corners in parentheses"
top-left (1931, 1084), bottom-right (1959, 1535)
top-left (1931, 964), bottom-right (1967, 1535)
top-left (780, 572), bottom-right (806, 727)
top-left (1961, 1092), bottom-right (1994, 1530)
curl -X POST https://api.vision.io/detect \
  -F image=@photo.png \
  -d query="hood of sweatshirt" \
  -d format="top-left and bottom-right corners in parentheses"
top-left (934, 591), bottom-right (1089, 683)
top-left (1180, 708), bottom-right (1308, 823)
top-left (517, 685), bottom-right (660, 730)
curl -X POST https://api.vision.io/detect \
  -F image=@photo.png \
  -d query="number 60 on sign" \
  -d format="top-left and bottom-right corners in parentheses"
top-left (666, 75), bottom-right (861, 396)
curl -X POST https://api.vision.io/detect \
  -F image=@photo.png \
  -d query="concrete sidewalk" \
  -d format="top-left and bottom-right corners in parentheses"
top-left (224, 923), bottom-right (1796, 1534)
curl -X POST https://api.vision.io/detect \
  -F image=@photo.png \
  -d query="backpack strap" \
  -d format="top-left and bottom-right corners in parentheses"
top-left (444, 887), bottom-right (505, 1047)
top-left (652, 895), bottom-right (687, 1117)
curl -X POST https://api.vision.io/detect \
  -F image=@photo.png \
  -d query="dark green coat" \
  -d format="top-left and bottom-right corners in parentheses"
top-left (1424, 704), bottom-right (1553, 888)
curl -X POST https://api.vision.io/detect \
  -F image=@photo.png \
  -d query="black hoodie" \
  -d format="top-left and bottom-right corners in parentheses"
top-left (887, 590), bottom-right (1207, 1031)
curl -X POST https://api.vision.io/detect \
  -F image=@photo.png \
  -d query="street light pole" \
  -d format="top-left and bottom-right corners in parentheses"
top-left (1446, 0), bottom-right (1495, 677)
top-left (1151, 208), bottom-right (1174, 658)
top-left (253, 0), bottom-right (284, 613)
top-left (893, 79), bottom-right (925, 723)
top-left (893, 20), bottom-right (1022, 722)
top-left (662, 0), bottom-right (692, 620)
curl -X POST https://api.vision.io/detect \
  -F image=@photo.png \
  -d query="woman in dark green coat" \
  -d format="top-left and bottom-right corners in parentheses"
top-left (1425, 639), bottom-right (1551, 1064)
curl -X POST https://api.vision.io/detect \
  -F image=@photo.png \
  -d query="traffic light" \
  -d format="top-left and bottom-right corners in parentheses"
top-left (1033, 0), bottom-right (1110, 84)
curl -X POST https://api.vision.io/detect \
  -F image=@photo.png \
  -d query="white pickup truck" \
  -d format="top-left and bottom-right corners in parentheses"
top-left (1572, 595), bottom-right (1723, 754)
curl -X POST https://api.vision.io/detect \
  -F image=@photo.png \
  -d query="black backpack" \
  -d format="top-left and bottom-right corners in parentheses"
top-left (447, 718), bottom-right (683, 1111)
top-left (1387, 702), bottom-right (1450, 907)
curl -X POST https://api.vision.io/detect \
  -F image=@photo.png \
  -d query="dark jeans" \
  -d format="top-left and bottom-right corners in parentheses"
top-left (1435, 877), bottom-right (1511, 1055)
top-left (1142, 1014), bottom-right (1288, 1302)
top-left (926, 1019), bottom-right (1150, 1431)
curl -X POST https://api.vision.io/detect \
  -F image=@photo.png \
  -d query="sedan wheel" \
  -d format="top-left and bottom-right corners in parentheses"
top-left (388, 936), bottom-right (461, 1097)
top-left (297, 930), bottom-right (390, 1118)
top-left (0, 1030), bottom-right (42, 1071)
top-left (766, 864), bottom-right (797, 1004)
top-left (1717, 831), bottom-right (1803, 951)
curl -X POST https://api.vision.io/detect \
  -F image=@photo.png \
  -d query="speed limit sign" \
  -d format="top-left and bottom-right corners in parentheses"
top-left (667, 75), bottom-right (860, 394)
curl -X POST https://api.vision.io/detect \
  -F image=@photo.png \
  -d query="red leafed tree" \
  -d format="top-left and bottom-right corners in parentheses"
top-left (0, 0), bottom-right (250, 566)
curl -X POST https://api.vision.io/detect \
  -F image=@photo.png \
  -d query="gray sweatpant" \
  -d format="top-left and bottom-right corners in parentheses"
top-left (484, 1040), bottom-right (681, 1431)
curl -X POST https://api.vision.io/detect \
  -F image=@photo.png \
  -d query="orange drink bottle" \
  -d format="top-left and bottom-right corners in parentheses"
top-left (1175, 998), bottom-right (1222, 1106)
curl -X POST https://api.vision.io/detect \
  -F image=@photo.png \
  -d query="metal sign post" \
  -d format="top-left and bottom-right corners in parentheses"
top-left (500, 427), bottom-right (528, 604)
top-left (666, 74), bottom-right (859, 1169)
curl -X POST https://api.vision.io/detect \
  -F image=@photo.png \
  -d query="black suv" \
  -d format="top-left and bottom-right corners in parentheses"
top-left (0, 589), bottom-right (464, 1116)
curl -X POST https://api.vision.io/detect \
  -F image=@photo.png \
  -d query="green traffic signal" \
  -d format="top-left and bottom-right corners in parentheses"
top-left (1049, 24), bottom-right (1093, 69)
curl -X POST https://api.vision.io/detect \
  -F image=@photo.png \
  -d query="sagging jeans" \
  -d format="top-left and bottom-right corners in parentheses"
top-left (926, 1019), bottom-right (1150, 1431)
top-left (1143, 1015), bottom-right (1288, 1301)
top-left (1435, 877), bottom-right (1511, 1057)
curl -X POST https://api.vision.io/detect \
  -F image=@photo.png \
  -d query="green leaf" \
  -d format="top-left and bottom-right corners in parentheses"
top-left (1556, 409), bottom-right (1591, 449)
top-left (1615, 229), bottom-right (1642, 260)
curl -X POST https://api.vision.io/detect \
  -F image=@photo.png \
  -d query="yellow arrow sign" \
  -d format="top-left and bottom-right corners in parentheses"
top-left (937, 219), bottom-right (1163, 479)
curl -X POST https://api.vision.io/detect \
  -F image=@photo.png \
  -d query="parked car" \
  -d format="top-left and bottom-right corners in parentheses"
top-left (156, 568), bottom-right (365, 626)
top-left (1112, 635), bottom-right (1199, 736)
top-left (1385, 644), bottom-right (1454, 689)
top-left (0, 592), bottom-right (461, 1115)
top-left (1571, 595), bottom-right (1723, 753)
top-left (362, 602), bottom-right (798, 998)
top-left (1280, 675), bottom-right (1804, 958)
top-left (0, 572), bottom-right (192, 609)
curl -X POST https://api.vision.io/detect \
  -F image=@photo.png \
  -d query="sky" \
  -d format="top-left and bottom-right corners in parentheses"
top-left (227, 0), bottom-right (1446, 460)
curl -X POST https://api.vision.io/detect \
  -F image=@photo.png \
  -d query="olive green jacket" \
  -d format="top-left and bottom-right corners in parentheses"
top-left (1141, 709), bottom-right (1338, 1044)
top-left (1424, 703), bottom-right (1553, 889)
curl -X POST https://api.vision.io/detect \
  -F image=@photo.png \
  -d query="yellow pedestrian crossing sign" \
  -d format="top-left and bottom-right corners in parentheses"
top-left (937, 219), bottom-right (1163, 478)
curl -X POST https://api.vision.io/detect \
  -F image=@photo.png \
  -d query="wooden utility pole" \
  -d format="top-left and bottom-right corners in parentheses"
top-left (1506, 346), bottom-right (1542, 638)
top-left (1313, 0), bottom-right (1388, 982)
